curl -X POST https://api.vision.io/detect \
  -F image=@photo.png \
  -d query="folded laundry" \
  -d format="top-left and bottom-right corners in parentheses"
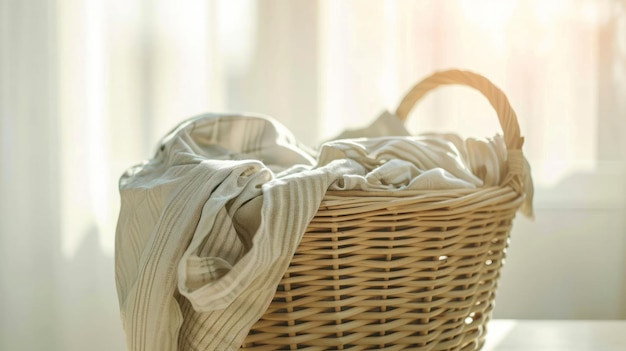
top-left (115, 112), bottom-right (532, 351)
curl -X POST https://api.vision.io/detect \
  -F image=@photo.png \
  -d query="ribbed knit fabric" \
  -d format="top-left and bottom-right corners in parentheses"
top-left (115, 112), bottom-right (532, 350)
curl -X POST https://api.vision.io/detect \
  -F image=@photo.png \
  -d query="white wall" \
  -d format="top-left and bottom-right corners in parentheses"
top-left (495, 164), bottom-right (626, 319)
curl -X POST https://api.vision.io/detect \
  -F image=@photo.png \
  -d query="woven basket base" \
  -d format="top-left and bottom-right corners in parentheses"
top-left (242, 189), bottom-right (520, 350)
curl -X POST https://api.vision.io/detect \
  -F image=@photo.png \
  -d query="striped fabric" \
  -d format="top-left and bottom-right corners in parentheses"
top-left (115, 113), bottom-right (530, 350)
top-left (115, 114), bottom-right (357, 351)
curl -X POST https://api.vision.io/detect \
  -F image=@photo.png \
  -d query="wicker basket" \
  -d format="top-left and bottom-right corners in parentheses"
top-left (241, 70), bottom-right (530, 351)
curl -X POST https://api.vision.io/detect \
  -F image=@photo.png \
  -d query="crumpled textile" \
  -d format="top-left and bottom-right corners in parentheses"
top-left (115, 112), bottom-right (533, 351)
top-left (332, 111), bottom-right (533, 215)
top-left (319, 136), bottom-right (482, 191)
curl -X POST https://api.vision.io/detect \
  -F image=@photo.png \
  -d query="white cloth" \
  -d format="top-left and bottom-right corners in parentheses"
top-left (115, 112), bottom-right (532, 351)
top-left (318, 136), bottom-right (483, 190)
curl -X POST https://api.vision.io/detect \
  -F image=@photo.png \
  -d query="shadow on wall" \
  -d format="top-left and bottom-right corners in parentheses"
top-left (494, 166), bottom-right (626, 320)
top-left (57, 226), bottom-right (126, 351)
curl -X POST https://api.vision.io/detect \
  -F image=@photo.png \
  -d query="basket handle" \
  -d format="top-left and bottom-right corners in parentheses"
top-left (395, 69), bottom-right (524, 151)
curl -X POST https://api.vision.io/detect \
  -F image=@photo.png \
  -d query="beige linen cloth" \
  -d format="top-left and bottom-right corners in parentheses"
top-left (115, 112), bottom-right (532, 351)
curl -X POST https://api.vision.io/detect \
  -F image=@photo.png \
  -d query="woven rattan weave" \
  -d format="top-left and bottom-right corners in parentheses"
top-left (241, 70), bottom-right (530, 351)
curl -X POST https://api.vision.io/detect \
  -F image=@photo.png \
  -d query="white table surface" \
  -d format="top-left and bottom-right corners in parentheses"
top-left (482, 319), bottom-right (626, 351)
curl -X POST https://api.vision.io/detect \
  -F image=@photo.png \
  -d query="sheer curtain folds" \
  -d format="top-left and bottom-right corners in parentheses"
top-left (1, 0), bottom-right (625, 350)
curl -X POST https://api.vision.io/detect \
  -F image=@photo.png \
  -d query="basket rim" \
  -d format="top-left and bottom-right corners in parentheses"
top-left (317, 185), bottom-right (525, 219)
top-left (324, 186), bottom-right (502, 198)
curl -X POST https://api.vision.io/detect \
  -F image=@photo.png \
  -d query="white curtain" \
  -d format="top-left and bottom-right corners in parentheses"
top-left (1, 0), bottom-right (625, 350)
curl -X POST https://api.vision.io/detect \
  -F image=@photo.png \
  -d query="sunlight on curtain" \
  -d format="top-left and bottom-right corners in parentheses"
top-left (318, 0), bottom-right (621, 188)
top-left (59, 0), bottom-right (228, 258)
top-left (58, 0), bottom-right (110, 258)
top-left (2, 0), bottom-right (625, 350)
